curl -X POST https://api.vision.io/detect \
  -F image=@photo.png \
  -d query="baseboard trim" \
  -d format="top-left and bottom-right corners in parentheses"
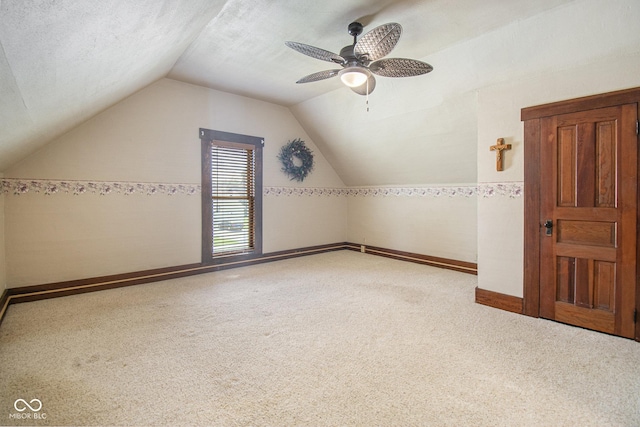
top-left (475, 287), bottom-right (524, 314)
top-left (344, 243), bottom-right (477, 275)
top-left (0, 243), bottom-right (477, 323)
top-left (0, 289), bottom-right (9, 324)
top-left (0, 243), bottom-right (348, 320)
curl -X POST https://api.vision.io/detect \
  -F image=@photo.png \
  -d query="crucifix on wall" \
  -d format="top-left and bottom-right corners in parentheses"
top-left (489, 138), bottom-right (512, 171)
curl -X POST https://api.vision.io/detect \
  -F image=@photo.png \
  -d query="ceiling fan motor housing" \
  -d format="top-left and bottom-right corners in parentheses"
top-left (339, 43), bottom-right (369, 88)
top-left (339, 45), bottom-right (357, 62)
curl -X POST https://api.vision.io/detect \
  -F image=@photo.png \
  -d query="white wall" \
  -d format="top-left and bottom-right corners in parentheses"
top-left (335, 0), bottom-right (640, 291)
top-left (477, 0), bottom-right (640, 297)
top-left (347, 189), bottom-right (477, 263)
top-left (4, 0), bottom-right (639, 293)
top-left (4, 78), bottom-right (346, 287)
top-left (290, 0), bottom-right (483, 265)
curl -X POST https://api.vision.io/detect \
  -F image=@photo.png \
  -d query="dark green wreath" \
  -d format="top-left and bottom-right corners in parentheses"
top-left (278, 138), bottom-right (314, 182)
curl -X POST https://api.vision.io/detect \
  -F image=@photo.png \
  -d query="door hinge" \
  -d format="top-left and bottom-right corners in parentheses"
top-left (636, 120), bottom-right (639, 135)
top-left (634, 308), bottom-right (638, 324)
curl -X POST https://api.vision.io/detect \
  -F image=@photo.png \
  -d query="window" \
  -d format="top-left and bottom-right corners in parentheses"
top-left (200, 129), bottom-right (263, 264)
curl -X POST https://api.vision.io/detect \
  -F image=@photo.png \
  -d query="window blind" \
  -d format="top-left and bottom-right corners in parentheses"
top-left (210, 144), bottom-right (255, 255)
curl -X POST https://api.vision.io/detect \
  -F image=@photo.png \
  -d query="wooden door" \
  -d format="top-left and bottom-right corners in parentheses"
top-left (539, 104), bottom-right (637, 338)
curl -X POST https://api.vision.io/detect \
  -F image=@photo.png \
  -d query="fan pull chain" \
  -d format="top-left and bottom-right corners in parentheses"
top-left (366, 79), bottom-right (369, 113)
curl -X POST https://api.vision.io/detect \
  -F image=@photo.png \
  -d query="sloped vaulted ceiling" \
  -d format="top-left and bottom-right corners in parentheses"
top-left (1, 0), bottom-right (575, 180)
top-left (0, 0), bottom-right (227, 171)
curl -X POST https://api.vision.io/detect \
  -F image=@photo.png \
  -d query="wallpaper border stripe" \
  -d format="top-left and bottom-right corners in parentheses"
top-left (1, 179), bottom-right (524, 198)
top-left (0, 178), bottom-right (199, 196)
top-left (267, 183), bottom-right (522, 198)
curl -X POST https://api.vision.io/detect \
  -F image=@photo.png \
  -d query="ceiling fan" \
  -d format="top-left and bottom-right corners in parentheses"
top-left (285, 21), bottom-right (433, 95)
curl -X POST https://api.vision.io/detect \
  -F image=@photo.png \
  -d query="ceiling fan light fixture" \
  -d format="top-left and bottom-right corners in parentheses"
top-left (287, 21), bottom-right (431, 97)
top-left (338, 67), bottom-right (368, 87)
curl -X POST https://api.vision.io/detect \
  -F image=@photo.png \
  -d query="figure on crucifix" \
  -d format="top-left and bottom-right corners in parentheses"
top-left (489, 138), bottom-right (512, 171)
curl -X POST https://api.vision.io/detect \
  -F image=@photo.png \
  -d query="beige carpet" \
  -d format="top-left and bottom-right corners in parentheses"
top-left (1, 251), bottom-right (639, 426)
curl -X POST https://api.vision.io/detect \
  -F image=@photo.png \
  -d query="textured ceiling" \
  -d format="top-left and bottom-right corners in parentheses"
top-left (169, 0), bottom-right (575, 106)
top-left (0, 0), bottom-right (575, 173)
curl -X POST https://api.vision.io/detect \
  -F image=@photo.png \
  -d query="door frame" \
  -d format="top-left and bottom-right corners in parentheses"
top-left (521, 86), bottom-right (640, 341)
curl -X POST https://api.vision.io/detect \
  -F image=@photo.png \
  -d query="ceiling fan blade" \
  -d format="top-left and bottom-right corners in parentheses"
top-left (296, 69), bottom-right (340, 84)
top-left (369, 58), bottom-right (433, 77)
top-left (354, 23), bottom-right (402, 62)
top-left (350, 74), bottom-right (376, 95)
top-left (285, 41), bottom-right (345, 64)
